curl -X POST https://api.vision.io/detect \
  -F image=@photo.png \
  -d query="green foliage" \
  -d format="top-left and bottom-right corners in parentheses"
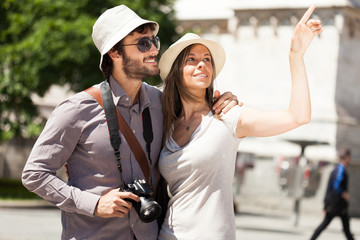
top-left (0, 0), bottom-right (178, 142)
top-left (0, 178), bottom-right (41, 199)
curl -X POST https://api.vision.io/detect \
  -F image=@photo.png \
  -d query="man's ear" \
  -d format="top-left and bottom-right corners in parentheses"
top-left (108, 49), bottom-right (121, 60)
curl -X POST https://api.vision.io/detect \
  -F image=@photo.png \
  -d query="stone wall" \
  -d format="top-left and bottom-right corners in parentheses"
top-left (0, 138), bottom-right (35, 179)
top-left (0, 137), bottom-right (67, 181)
top-left (335, 7), bottom-right (360, 216)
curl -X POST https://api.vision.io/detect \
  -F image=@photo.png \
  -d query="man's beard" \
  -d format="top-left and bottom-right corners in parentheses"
top-left (122, 52), bottom-right (160, 79)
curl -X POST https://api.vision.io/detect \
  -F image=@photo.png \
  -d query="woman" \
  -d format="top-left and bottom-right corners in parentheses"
top-left (158, 5), bottom-right (322, 240)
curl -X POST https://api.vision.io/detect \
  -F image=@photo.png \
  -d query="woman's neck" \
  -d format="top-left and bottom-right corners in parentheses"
top-left (180, 98), bottom-right (210, 120)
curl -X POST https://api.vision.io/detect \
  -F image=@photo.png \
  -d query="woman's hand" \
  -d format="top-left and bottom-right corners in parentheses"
top-left (235, 6), bottom-right (320, 139)
top-left (290, 4), bottom-right (323, 56)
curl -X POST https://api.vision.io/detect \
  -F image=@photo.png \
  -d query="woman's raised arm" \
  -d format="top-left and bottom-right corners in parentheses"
top-left (236, 5), bottom-right (323, 138)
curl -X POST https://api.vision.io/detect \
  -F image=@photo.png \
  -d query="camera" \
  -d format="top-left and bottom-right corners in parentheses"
top-left (124, 179), bottom-right (162, 223)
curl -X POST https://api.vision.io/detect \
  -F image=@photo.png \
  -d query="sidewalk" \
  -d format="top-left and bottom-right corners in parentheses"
top-left (235, 199), bottom-right (360, 240)
top-left (0, 204), bottom-right (61, 240)
top-left (0, 199), bottom-right (54, 208)
top-left (1, 198), bottom-right (359, 240)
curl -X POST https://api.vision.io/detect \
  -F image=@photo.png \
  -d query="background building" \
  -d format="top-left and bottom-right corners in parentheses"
top-left (174, 0), bottom-right (360, 216)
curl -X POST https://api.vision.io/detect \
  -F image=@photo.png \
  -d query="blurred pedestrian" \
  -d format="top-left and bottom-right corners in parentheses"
top-left (310, 148), bottom-right (355, 240)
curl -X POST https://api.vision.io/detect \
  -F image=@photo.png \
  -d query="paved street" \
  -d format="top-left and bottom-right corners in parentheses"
top-left (236, 205), bottom-right (360, 240)
top-left (0, 206), bottom-right (61, 240)
top-left (1, 202), bottom-right (359, 240)
top-left (2, 158), bottom-right (358, 239)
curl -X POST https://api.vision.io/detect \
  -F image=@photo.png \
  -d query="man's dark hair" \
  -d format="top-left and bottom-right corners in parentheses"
top-left (101, 23), bottom-right (157, 79)
top-left (339, 148), bottom-right (351, 160)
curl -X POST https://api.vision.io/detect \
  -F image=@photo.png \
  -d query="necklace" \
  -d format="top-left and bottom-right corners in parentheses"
top-left (178, 121), bottom-right (191, 131)
top-left (178, 105), bottom-right (209, 131)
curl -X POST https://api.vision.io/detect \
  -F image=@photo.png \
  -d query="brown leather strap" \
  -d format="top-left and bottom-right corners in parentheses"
top-left (84, 86), bottom-right (150, 182)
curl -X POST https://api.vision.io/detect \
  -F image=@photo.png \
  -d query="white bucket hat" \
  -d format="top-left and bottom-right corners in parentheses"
top-left (159, 33), bottom-right (225, 81)
top-left (92, 5), bottom-right (159, 70)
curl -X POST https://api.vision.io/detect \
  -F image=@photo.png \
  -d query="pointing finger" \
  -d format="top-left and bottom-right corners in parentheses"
top-left (300, 4), bottom-right (316, 24)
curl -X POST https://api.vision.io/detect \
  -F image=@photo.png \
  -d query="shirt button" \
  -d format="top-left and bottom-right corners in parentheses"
top-left (131, 224), bottom-right (134, 228)
top-left (132, 129), bottom-right (136, 134)
top-left (126, 97), bottom-right (129, 102)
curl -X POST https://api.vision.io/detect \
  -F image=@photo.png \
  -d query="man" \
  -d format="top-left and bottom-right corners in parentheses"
top-left (310, 148), bottom-right (354, 240)
top-left (22, 5), bottom-right (237, 240)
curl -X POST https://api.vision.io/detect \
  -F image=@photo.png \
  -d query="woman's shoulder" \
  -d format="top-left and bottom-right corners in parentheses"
top-left (220, 105), bottom-right (243, 120)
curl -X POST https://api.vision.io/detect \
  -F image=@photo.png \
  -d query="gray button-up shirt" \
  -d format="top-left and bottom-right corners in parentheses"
top-left (22, 76), bottom-right (163, 240)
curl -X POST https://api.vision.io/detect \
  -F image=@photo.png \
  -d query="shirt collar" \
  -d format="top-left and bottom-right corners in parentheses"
top-left (108, 76), bottom-right (151, 114)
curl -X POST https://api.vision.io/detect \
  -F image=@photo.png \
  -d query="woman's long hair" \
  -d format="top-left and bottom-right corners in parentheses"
top-left (162, 44), bottom-right (217, 142)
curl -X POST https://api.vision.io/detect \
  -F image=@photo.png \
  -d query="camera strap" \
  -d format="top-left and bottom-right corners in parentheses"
top-left (84, 80), bottom-right (153, 190)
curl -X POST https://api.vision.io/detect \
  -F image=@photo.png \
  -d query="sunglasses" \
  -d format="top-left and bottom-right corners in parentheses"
top-left (120, 36), bottom-right (160, 53)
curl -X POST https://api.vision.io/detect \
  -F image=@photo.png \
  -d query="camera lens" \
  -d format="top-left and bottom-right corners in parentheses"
top-left (143, 208), bottom-right (152, 216)
top-left (138, 197), bottom-right (162, 223)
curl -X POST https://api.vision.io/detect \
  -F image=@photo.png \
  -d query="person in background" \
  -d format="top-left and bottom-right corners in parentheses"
top-left (157, 5), bottom-right (322, 240)
top-left (310, 148), bottom-right (355, 240)
top-left (21, 5), bottom-right (238, 240)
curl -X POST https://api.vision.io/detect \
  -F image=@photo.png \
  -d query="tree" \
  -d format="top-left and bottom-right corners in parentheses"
top-left (0, 0), bottom-right (178, 142)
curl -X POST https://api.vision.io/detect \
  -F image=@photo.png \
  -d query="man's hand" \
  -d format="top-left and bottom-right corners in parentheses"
top-left (342, 191), bottom-right (350, 202)
top-left (94, 188), bottom-right (140, 218)
top-left (213, 90), bottom-right (243, 114)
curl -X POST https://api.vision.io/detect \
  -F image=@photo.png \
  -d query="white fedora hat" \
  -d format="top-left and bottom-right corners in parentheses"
top-left (159, 33), bottom-right (225, 81)
top-left (92, 5), bottom-right (159, 70)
